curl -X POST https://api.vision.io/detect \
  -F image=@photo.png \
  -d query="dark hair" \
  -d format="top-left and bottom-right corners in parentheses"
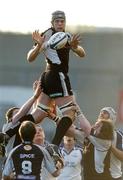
top-left (97, 120), bottom-right (114, 140)
top-left (19, 121), bottom-right (36, 142)
top-left (6, 107), bottom-right (19, 122)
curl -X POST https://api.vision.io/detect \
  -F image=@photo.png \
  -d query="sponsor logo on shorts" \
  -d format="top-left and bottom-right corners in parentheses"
top-left (50, 93), bottom-right (62, 97)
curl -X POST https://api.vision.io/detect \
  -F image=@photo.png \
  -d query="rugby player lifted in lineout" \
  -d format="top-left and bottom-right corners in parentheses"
top-left (26, 10), bottom-right (91, 145)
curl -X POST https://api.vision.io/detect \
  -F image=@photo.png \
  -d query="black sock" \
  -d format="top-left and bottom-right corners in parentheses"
top-left (52, 116), bottom-right (72, 146)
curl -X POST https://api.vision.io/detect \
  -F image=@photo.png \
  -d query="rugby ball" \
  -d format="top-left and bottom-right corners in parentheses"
top-left (48, 32), bottom-right (68, 50)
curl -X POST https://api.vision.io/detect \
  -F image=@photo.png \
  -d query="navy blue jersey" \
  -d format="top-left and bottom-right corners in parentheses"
top-left (13, 143), bottom-right (43, 179)
top-left (2, 142), bottom-right (57, 179)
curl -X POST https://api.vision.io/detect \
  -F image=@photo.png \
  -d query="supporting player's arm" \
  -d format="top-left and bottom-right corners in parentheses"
top-left (12, 81), bottom-right (42, 124)
top-left (111, 145), bottom-right (123, 161)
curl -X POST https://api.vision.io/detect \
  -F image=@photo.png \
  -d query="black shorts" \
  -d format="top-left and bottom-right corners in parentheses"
top-left (40, 70), bottom-right (73, 98)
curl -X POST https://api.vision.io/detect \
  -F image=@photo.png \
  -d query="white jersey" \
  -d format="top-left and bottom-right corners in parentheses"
top-left (58, 147), bottom-right (82, 180)
top-left (42, 166), bottom-right (57, 180)
top-left (88, 135), bottom-right (111, 173)
top-left (110, 130), bottom-right (123, 179)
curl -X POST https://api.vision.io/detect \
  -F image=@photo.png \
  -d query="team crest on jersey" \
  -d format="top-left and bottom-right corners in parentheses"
top-left (24, 145), bottom-right (32, 151)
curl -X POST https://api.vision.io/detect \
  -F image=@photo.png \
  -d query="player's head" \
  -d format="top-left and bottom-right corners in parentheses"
top-left (98, 107), bottom-right (116, 125)
top-left (51, 10), bottom-right (66, 32)
top-left (6, 107), bottom-right (19, 122)
top-left (33, 125), bottom-right (45, 145)
top-left (63, 136), bottom-right (75, 148)
top-left (94, 119), bottom-right (114, 140)
top-left (19, 121), bottom-right (36, 142)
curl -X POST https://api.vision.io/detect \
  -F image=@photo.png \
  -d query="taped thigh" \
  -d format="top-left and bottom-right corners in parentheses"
top-left (59, 101), bottom-right (77, 116)
top-left (59, 101), bottom-right (76, 113)
top-left (37, 103), bottom-right (51, 114)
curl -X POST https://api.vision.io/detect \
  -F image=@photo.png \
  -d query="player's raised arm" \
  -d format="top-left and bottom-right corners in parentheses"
top-left (27, 30), bottom-right (45, 62)
top-left (70, 34), bottom-right (86, 57)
